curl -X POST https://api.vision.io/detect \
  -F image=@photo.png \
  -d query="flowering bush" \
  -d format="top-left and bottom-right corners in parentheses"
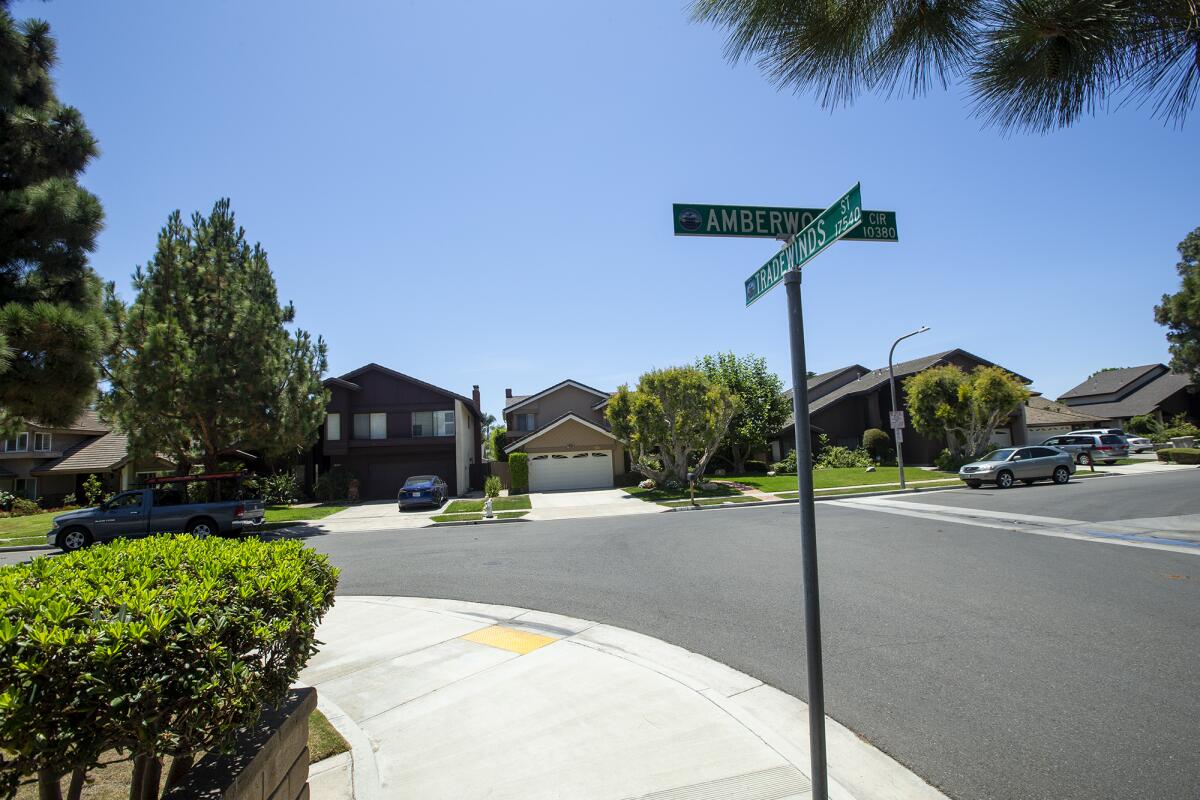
top-left (638, 479), bottom-right (656, 490)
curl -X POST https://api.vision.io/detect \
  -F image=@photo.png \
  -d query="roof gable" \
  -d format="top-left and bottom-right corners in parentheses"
top-left (330, 363), bottom-right (480, 418)
top-left (504, 379), bottom-right (610, 413)
top-left (1059, 364), bottom-right (1166, 401)
top-left (503, 412), bottom-right (617, 452)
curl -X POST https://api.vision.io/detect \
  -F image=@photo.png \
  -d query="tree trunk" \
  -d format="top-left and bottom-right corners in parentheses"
top-left (37, 768), bottom-right (62, 800)
top-left (140, 756), bottom-right (162, 800)
top-left (729, 444), bottom-right (747, 474)
top-left (66, 767), bottom-right (86, 800)
top-left (163, 752), bottom-right (193, 792)
top-left (129, 754), bottom-right (147, 800)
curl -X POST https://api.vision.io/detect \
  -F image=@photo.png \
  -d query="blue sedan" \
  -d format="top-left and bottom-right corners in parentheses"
top-left (398, 475), bottom-right (448, 510)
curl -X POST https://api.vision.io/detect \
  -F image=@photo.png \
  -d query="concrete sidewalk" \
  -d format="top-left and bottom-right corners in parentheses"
top-left (301, 596), bottom-right (946, 800)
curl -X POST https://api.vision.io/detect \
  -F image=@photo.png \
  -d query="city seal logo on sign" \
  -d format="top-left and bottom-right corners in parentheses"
top-left (677, 208), bottom-right (702, 232)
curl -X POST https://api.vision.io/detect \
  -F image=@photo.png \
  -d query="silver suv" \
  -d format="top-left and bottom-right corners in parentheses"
top-left (1039, 433), bottom-right (1129, 465)
top-left (959, 446), bottom-right (1075, 489)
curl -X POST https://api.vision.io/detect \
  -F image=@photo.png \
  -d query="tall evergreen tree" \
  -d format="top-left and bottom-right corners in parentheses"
top-left (1154, 225), bottom-right (1200, 383)
top-left (0, 5), bottom-right (108, 436)
top-left (102, 200), bottom-right (329, 474)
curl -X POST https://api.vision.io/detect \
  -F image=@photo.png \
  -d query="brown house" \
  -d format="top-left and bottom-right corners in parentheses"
top-left (313, 364), bottom-right (483, 500)
top-left (502, 379), bottom-right (627, 491)
top-left (770, 349), bottom-right (1033, 465)
top-left (1057, 364), bottom-right (1198, 427)
top-left (0, 410), bottom-right (174, 505)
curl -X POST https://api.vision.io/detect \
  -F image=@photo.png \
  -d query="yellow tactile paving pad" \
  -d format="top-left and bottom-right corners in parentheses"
top-left (461, 625), bottom-right (558, 654)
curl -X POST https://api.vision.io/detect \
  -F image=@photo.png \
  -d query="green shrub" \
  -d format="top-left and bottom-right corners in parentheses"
top-left (246, 472), bottom-right (301, 505)
top-left (82, 473), bottom-right (104, 506)
top-left (935, 449), bottom-right (969, 472)
top-left (61, 493), bottom-right (77, 507)
top-left (1128, 414), bottom-right (1162, 437)
top-left (816, 445), bottom-right (873, 469)
top-left (483, 475), bottom-right (502, 498)
top-left (0, 535), bottom-right (338, 799)
top-left (488, 426), bottom-right (509, 462)
top-left (509, 452), bottom-right (529, 493)
top-left (771, 449), bottom-right (797, 474)
top-left (8, 497), bottom-right (39, 516)
top-left (743, 460), bottom-right (769, 474)
top-left (1157, 447), bottom-right (1200, 464)
top-left (314, 465), bottom-right (355, 502)
top-left (0, 490), bottom-right (12, 511)
top-left (862, 428), bottom-right (891, 460)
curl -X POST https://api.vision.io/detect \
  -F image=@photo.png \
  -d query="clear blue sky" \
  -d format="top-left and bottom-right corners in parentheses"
top-left (17, 0), bottom-right (1199, 420)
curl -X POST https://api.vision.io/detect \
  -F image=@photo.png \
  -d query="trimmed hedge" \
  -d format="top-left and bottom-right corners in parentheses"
top-left (0, 536), bottom-right (338, 800)
top-left (1157, 447), bottom-right (1200, 464)
top-left (509, 452), bottom-right (529, 493)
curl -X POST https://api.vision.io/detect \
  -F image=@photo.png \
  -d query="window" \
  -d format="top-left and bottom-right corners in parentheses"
top-left (353, 413), bottom-right (386, 440)
top-left (325, 413), bottom-right (341, 441)
top-left (413, 410), bottom-right (454, 437)
top-left (514, 413), bottom-right (535, 432)
top-left (14, 477), bottom-right (36, 500)
top-left (1030, 448), bottom-right (1057, 458)
top-left (33, 433), bottom-right (52, 452)
top-left (3, 433), bottom-right (28, 452)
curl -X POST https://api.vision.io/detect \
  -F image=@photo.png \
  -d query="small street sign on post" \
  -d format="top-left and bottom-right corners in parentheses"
top-left (890, 411), bottom-right (905, 429)
top-left (673, 202), bottom-right (896, 242)
top-left (744, 183), bottom-right (862, 306)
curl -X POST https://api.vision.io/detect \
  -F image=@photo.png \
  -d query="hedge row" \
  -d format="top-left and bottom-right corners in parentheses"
top-left (0, 536), bottom-right (339, 800)
top-left (509, 452), bottom-right (529, 493)
top-left (1156, 447), bottom-right (1200, 465)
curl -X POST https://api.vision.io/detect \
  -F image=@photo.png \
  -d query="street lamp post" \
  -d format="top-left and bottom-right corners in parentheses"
top-left (888, 326), bottom-right (929, 489)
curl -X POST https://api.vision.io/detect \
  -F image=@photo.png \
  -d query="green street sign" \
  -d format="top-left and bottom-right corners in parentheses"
top-left (674, 203), bottom-right (896, 242)
top-left (744, 183), bottom-right (863, 307)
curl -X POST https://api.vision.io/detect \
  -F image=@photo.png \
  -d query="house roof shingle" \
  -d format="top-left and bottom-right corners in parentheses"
top-left (503, 379), bottom-right (610, 413)
top-left (31, 431), bottom-right (133, 475)
top-left (1024, 396), bottom-right (1107, 427)
top-left (28, 408), bottom-right (110, 433)
top-left (1058, 365), bottom-right (1163, 400)
top-left (1055, 372), bottom-right (1193, 420)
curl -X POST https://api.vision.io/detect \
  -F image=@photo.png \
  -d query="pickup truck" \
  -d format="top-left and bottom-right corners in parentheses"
top-left (47, 488), bottom-right (265, 552)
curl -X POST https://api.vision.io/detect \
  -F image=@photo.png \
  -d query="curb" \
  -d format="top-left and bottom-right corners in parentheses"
top-left (0, 543), bottom-right (53, 553)
top-left (661, 482), bottom-right (963, 512)
top-left (428, 516), bottom-right (529, 528)
top-left (316, 596), bottom-right (950, 800)
top-left (310, 688), bottom-right (382, 800)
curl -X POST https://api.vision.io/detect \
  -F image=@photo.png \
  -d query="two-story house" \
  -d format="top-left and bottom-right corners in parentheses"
top-left (1057, 364), bottom-right (1198, 427)
top-left (0, 410), bottom-right (174, 504)
top-left (502, 379), bottom-right (627, 492)
top-left (314, 363), bottom-right (483, 500)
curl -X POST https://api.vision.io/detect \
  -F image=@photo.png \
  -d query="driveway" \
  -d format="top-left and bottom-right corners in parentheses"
top-left (525, 488), bottom-right (663, 521)
top-left (292, 499), bottom-right (445, 533)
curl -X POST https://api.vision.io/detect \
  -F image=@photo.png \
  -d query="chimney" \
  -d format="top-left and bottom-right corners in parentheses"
top-left (505, 388), bottom-right (513, 399)
top-left (472, 385), bottom-right (481, 411)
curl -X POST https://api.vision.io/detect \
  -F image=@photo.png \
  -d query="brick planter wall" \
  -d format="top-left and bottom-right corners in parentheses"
top-left (164, 687), bottom-right (317, 800)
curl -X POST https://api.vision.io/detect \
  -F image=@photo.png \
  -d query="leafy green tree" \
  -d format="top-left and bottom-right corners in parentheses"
top-left (102, 200), bottom-right (329, 474)
top-left (691, 0), bottom-right (1200, 131)
top-left (1127, 413), bottom-right (1163, 437)
top-left (1155, 226), bottom-right (1200, 383)
top-left (0, 7), bottom-right (109, 437)
top-left (606, 366), bottom-right (738, 484)
top-left (487, 424), bottom-right (508, 462)
top-left (904, 364), bottom-right (1030, 459)
top-left (697, 352), bottom-right (789, 473)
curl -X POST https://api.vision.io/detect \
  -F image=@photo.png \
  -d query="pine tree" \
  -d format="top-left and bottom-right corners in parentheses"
top-left (102, 200), bottom-right (329, 474)
top-left (0, 5), bottom-right (108, 435)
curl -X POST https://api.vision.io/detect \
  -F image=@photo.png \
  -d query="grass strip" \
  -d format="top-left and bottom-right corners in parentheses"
top-left (659, 496), bottom-right (761, 508)
top-left (431, 511), bottom-right (529, 522)
top-left (444, 496), bottom-right (531, 513)
top-left (308, 708), bottom-right (351, 764)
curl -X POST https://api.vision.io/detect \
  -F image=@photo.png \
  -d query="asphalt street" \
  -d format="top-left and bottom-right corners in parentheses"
top-left (3, 471), bottom-right (1197, 798)
top-left (300, 471), bottom-right (1200, 800)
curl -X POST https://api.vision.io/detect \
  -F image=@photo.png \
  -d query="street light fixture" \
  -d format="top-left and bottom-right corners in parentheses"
top-left (888, 325), bottom-right (930, 489)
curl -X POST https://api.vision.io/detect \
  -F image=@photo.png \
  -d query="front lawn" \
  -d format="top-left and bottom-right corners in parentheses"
top-left (263, 504), bottom-right (349, 523)
top-left (444, 496), bottom-right (532, 514)
top-left (623, 484), bottom-right (741, 503)
top-left (0, 509), bottom-right (63, 540)
top-left (726, 467), bottom-right (958, 492)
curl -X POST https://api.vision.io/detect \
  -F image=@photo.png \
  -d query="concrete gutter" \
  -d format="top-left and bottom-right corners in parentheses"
top-left (428, 516), bottom-right (529, 528)
top-left (0, 542), bottom-right (54, 553)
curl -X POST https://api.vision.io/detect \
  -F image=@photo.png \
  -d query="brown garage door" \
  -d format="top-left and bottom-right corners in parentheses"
top-left (363, 460), bottom-right (457, 500)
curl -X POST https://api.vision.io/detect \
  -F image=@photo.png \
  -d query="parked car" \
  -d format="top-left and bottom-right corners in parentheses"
top-left (1125, 436), bottom-right (1155, 453)
top-left (1069, 428), bottom-right (1128, 438)
top-left (47, 475), bottom-right (265, 552)
top-left (959, 446), bottom-right (1075, 489)
top-left (1039, 433), bottom-right (1129, 465)
top-left (398, 475), bottom-right (448, 509)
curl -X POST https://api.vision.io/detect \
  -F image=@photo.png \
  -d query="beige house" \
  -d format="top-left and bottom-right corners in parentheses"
top-left (502, 379), bottom-right (627, 491)
top-left (0, 410), bottom-right (174, 505)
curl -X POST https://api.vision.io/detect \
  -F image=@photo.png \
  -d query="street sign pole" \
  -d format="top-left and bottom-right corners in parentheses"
top-left (783, 266), bottom-right (829, 800)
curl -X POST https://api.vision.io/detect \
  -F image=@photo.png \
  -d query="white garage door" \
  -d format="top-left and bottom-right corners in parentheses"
top-left (529, 451), bottom-right (613, 491)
